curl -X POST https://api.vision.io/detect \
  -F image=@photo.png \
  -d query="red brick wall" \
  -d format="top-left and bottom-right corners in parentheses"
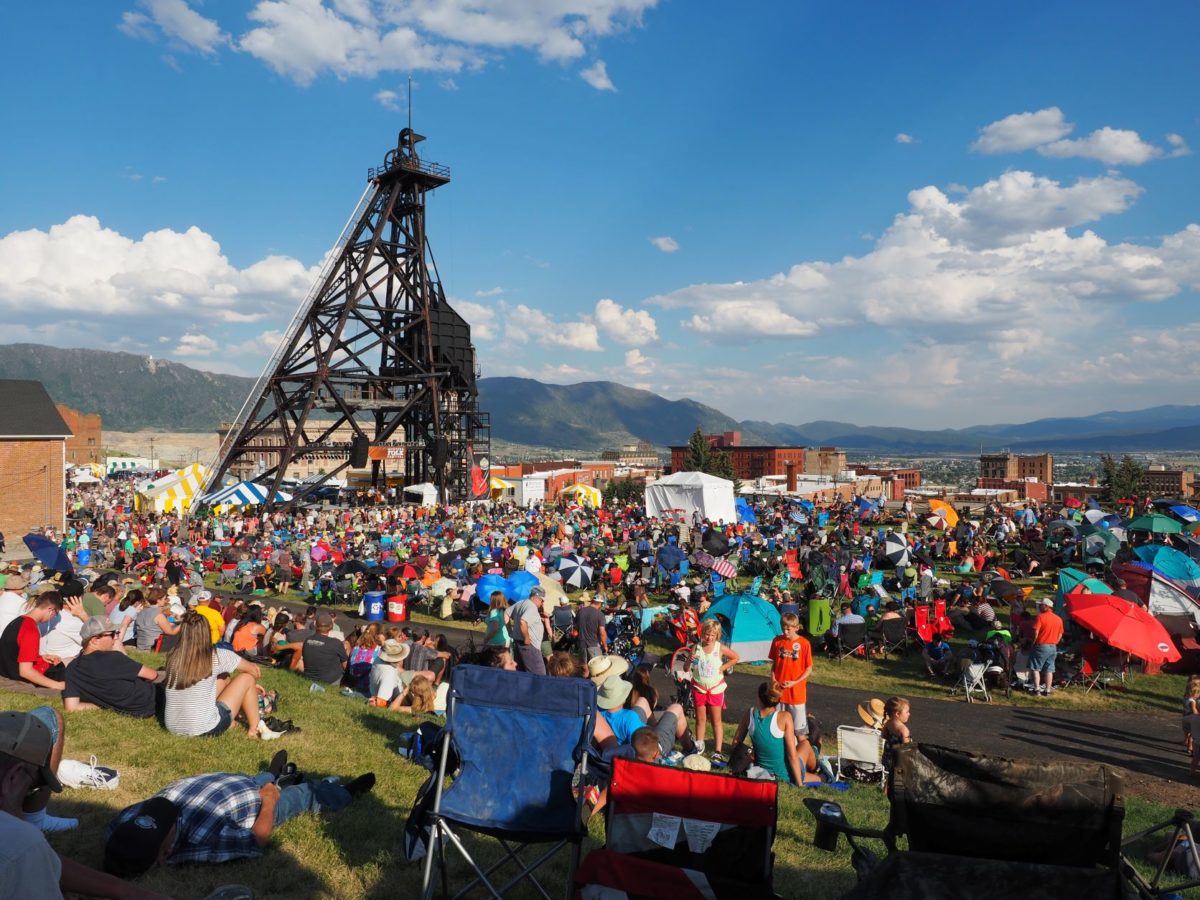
top-left (0, 439), bottom-right (65, 540)
top-left (57, 404), bottom-right (101, 465)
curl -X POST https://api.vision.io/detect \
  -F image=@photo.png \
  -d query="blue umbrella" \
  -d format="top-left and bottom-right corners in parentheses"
top-left (656, 544), bottom-right (686, 570)
top-left (23, 533), bottom-right (74, 575)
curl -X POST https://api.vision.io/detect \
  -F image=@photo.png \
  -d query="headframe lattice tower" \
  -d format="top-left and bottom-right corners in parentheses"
top-left (208, 129), bottom-right (490, 507)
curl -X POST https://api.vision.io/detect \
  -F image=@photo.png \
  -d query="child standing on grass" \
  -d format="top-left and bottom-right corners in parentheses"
top-left (769, 613), bottom-right (813, 739)
top-left (881, 697), bottom-right (912, 770)
top-left (1184, 674), bottom-right (1200, 757)
top-left (687, 619), bottom-right (739, 764)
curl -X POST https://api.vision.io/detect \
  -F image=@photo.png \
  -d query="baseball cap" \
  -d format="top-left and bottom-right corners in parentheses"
top-left (0, 711), bottom-right (62, 792)
top-left (1039, 597), bottom-right (1054, 608)
top-left (103, 797), bottom-right (181, 877)
top-left (80, 614), bottom-right (119, 642)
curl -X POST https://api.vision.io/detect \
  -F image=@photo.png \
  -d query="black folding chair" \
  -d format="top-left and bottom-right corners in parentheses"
top-left (873, 618), bottom-right (907, 658)
top-left (832, 622), bottom-right (868, 661)
top-left (418, 665), bottom-right (595, 900)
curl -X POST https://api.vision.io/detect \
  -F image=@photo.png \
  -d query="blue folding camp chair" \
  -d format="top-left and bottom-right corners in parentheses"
top-left (419, 665), bottom-right (596, 900)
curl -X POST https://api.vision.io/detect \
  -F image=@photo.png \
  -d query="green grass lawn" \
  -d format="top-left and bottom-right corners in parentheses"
top-left (2, 650), bottom-right (1188, 899)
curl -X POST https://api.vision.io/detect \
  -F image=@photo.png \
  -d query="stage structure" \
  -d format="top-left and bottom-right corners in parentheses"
top-left (207, 128), bottom-right (490, 507)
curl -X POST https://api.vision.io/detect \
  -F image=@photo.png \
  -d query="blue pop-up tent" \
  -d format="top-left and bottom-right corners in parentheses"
top-left (702, 592), bottom-right (782, 663)
top-left (1134, 544), bottom-right (1200, 594)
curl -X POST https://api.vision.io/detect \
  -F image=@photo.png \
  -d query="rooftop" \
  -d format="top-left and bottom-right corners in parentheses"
top-left (0, 380), bottom-right (72, 438)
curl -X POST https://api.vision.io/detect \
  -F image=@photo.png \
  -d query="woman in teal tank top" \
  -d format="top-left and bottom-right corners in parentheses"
top-left (731, 681), bottom-right (821, 785)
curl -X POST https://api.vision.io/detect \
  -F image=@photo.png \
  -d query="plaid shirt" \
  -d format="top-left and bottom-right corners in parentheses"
top-left (109, 774), bottom-right (261, 864)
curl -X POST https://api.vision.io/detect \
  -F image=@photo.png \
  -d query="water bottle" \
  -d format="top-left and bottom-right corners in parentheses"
top-left (814, 802), bottom-right (845, 851)
top-left (309, 682), bottom-right (325, 693)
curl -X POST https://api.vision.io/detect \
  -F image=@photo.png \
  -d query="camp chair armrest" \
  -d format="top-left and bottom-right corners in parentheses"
top-left (803, 797), bottom-right (890, 845)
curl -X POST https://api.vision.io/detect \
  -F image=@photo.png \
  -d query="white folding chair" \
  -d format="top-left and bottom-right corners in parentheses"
top-left (834, 725), bottom-right (886, 787)
top-left (955, 659), bottom-right (991, 703)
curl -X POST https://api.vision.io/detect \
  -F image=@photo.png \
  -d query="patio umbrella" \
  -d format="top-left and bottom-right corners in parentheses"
top-left (656, 544), bottom-right (686, 571)
top-left (23, 534), bottom-right (73, 575)
top-left (1063, 496), bottom-right (1083, 510)
top-left (556, 554), bottom-right (594, 591)
top-left (701, 530), bottom-right (731, 555)
top-left (882, 533), bottom-right (910, 567)
top-left (334, 559), bottom-right (370, 578)
top-left (692, 550), bottom-right (716, 569)
top-left (1127, 514), bottom-right (1183, 535)
top-left (928, 499), bottom-right (959, 530)
top-left (789, 511), bottom-right (808, 525)
top-left (989, 580), bottom-right (1022, 601)
top-left (1065, 591), bottom-right (1181, 664)
top-left (925, 512), bottom-right (952, 531)
top-left (712, 559), bottom-right (737, 579)
top-left (429, 577), bottom-right (457, 598)
top-left (534, 572), bottom-right (568, 605)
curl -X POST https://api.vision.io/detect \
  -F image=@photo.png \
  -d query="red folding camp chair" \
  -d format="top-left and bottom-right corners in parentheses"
top-left (912, 605), bottom-right (933, 644)
top-left (575, 757), bottom-right (779, 899)
top-left (933, 598), bottom-right (955, 637)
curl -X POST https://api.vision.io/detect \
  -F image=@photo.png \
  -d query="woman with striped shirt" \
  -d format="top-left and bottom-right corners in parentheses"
top-left (163, 612), bottom-right (271, 739)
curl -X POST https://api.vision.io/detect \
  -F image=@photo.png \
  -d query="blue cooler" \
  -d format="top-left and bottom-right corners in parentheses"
top-left (364, 591), bottom-right (385, 622)
top-left (76, 548), bottom-right (92, 567)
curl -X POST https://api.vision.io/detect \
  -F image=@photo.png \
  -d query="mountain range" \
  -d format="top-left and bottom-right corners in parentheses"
top-left (3, 343), bottom-right (1200, 453)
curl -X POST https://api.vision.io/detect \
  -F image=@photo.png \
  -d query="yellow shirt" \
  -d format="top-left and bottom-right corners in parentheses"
top-left (194, 605), bottom-right (226, 645)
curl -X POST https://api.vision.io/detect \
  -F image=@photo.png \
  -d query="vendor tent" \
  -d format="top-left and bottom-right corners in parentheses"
top-left (70, 471), bottom-right (101, 484)
top-left (561, 483), bottom-right (602, 507)
top-left (701, 592), bottom-right (781, 663)
top-left (644, 471), bottom-right (736, 525)
top-left (136, 464), bottom-right (208, 513)
top-left (200, 481), bottom-right (292, 507)
top-left (403, 483), bottom-right (438, 506)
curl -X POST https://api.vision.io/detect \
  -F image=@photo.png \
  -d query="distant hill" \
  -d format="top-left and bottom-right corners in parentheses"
top-left (0, 344), bottom-right (254, 431)
top-left (4, 343), bottom-right (1200, 452)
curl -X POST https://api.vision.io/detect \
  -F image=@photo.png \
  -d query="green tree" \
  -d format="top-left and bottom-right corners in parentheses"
top-left (603, 477), bottom-right (642, 504)
top-left (682, 426), bottom-right (712, 472)
top-left (1099, 453), bottom-right (1145, 504)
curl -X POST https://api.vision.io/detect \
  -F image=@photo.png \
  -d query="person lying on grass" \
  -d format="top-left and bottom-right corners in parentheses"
top-left (104, 750), bottom-right (375, 874)
top-left (63, 614), bottom-right (161, 717)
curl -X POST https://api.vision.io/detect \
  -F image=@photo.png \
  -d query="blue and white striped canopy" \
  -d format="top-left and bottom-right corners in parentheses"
top-left (200, 481), bottom-right (292, 506)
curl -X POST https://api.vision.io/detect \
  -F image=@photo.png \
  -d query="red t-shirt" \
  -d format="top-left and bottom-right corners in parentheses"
top-left (769, 633), bottom-right (812, 705)
top-left (17, 617), bottom-right (50, 673)
top-left (1034, 610), bottom-right (1064, 646)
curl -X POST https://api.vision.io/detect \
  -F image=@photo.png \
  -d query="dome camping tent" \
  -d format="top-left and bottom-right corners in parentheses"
top-left (644, 471), bottom-right (736, 525)
top-left (701, 592), bottom-right (782, 663)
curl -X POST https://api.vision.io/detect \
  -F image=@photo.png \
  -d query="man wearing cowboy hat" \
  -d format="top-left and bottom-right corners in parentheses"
top-left (0, 572), bottom-right (29, 635)
top-left (368, 639), bottom-right (425, 705)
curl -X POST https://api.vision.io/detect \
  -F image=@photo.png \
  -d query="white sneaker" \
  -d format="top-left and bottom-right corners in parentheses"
top-left (257, 721), bottom-right (284, 741)
top-left (58, 756), bottom-right (120, 790)
top-left (692, 740), bottom-right (705, 755)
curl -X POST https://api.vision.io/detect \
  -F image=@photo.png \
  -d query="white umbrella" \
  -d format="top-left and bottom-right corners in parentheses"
top-left (556, 554), bottom-right (593, 591)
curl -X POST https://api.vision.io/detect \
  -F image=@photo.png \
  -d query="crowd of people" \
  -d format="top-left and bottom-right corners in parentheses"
top-left (1, 476), bottom-right (1186, 895)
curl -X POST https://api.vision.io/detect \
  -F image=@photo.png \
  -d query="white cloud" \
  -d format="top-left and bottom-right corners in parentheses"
top-left (119, 0), bottom-right (229, 55)
top-left (580, 60), bottom-right (615, 91)
top-left (895, 132), bottom-right (914, 144)
top-left (649, 170), bottom-right (1200, 343)
top-left (972, 107), bottom-right (1072, 154)
top-left (507, 303), bottom-right (602, 352)
top-left (623, 349), bottom-right (654, 375)
top-left (172, 333), bottom-right (219, 356)
top-left (1039, 127), bottom-right (1163, 166)
top-left (0, 215), bottom-right (316, 330)
top-left (475, 286), bottom-right (503, 297)
top-left (123, 0), bottom-right (658, 85)
top-left (453, 299), bottom-right (498, 341)
top-left (1166, 133), bottom-right (1192, 158)
top-left (439, 77), bottom-right (459, 91)
top-left (593, 298), bottom-right (658, 346)
top-left (374, 89), bottom-right (402, 111)
top-left (649, 235), bottom-right (679, 253)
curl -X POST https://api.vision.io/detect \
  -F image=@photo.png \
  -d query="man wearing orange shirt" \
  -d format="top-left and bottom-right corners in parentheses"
top-left (769, 613), bottom-right (813, 737)
top-left (1029, 597), bottom-right (1064, 696)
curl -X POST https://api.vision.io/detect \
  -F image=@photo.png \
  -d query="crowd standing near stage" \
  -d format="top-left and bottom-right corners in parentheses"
top-left (0, 477), bottom-right (1188, 895)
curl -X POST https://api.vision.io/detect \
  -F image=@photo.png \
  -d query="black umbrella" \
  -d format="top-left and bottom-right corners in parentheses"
top-left (702, 530), bottom-right (730, 555)
top-left (334, 559), bottom-right (370, 578)
top-left (989, 580), bottom-right (1022, 600)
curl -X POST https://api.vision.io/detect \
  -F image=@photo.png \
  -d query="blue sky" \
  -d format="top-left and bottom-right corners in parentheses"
top-left (1, 1), bottom-right (1198, 428)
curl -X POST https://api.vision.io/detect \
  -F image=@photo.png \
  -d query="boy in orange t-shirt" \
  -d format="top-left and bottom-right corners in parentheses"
top-left (769, 613), bottom-right (813, 737)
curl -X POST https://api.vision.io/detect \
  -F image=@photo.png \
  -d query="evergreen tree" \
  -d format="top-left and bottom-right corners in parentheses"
top-left (1099, 453), bottom-right (1145, 504)
top-left (682, 426), bottom-right (712, 472)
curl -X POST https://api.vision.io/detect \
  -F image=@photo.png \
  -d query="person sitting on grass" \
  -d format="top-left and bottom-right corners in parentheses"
top-left (368, 639), bottom-right (431, 706)
top-left (729, 681), bottom-right (821, 786)
top-left (63, 615), bottom-right (161, 717)
top-left (133, 589), bottom-right (180, 653)
top-left (103, 750), bottom-right (375, 874)
top-left (163, 612), bottom-right (274, 740)
top-left (0, 591), bottom-right (67, 690)
top-left (286, 611), bottom-right (349, 685)
top-left (922, 636), bottom-right (955, 678)
top-left (0, 709), bottom-right (167, 898)
top-left (389, 674), bottom-right (440, 714)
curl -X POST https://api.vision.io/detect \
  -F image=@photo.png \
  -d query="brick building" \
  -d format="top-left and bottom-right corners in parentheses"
top-left (1142, 466), bottom-right (1195, 498)
top-left (979, 452), bottom-right (1054, 483)
top-left (0, 381), bottom-right (71, 540)
top-left (216, 421), bottom-right (377, 482)
top-left (853, 466), bottom-right (922, 500)
top-left (600, 441), bottom-right (660, 467)
top-left (56, 404), bottom-right (102, 466)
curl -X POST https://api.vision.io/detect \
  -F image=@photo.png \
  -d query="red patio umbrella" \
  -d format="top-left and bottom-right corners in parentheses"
top-left (1065, 590), bottom-right (1181, 664)
top-left (1063, 497), bottom-right (1083, 509)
